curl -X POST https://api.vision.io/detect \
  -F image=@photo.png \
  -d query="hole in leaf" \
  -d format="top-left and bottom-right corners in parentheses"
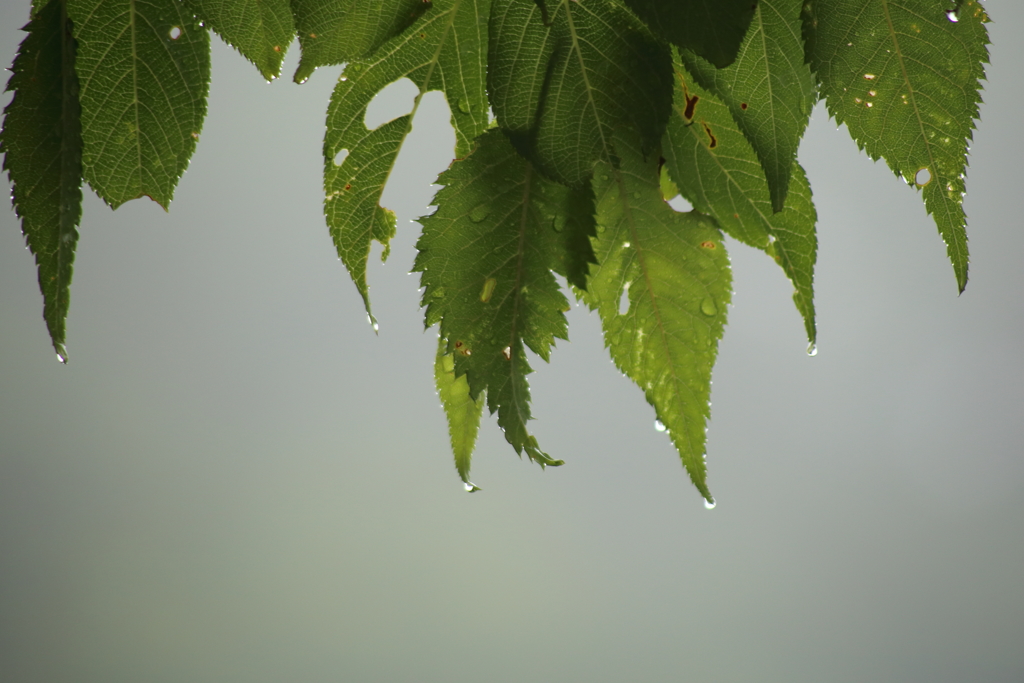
top-left (364, 77), bottom-right (418, 130)
top-left (169, 26), bottom-right (182, 40)
top-left (333, 148), bottom-right (349, 166)
top-left (618, 284), bottom-right (630, 315)
top-left (668, 195), bottom-right (693, 212)
top-left (915, 167), bottom-right (932, 186)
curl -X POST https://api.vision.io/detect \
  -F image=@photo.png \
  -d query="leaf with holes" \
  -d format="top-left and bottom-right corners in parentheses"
top-left (415, 129), bottom-right (573, 473)
top-left (664, 55), bottom-right (817, 346)
top-left (290, 0), bottom-right (430, 83)
top-left (623, 0), bottom-right (757, 68)
top-left (435, 336), bottom-right (486, 489)
top-left (1, 0), bottom-right (82, 361)
top-left (682, 0), bottom-right (815, 213)
top-left (68, 0), bottom-right (210, 208)
top-left (804, 0), bottom-right (989, 293)
top-left (183, 0), bottom-right (294, 80)
top-left (323, 0), bottom-right (490, 324)
top-left (581, 131), bottom-right (731, 504)
top-left (488, 0), bottom-right (673, 187)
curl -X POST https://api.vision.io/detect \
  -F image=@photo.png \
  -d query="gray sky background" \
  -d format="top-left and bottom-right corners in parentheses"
top-left (2, 3), bottom-right (1022, 681)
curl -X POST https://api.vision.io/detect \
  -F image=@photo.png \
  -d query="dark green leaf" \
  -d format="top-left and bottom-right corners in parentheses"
top-left (535, 172), bottom-right (598, 292)
top-left (68, 0), bottom-right (211, 208)
top-left (804, 0), bottom-right (989, 293)
top-left (290, 0), bottom-right (429, 84)
top-left (682, 0), bottom-right (815, 213)
top-left (581, 131), bottom-right (731, 503)
top-left (183, 0), bottom-right (294, 80)
top-left (323, 0), bottom-right (490, 322)
top-left (434, 335), bottom-right (486, 489)
top-left (415, 129), bottom-right (570, 470)
top-left (488, 0), bottom-right (673, 187)
top-left (663, 56), bottom-right (817, 345)
top-left (1, 0), bottom-right (82, 361)
top-left (622, 0), bottom-right (757, 68)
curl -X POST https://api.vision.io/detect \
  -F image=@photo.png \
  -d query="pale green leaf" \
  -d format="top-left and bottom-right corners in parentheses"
top-left (682, 0), bottom-right (815, 213)
top-left (68, 0), bottom-right (210, 208)
top-left (290, 0), bottom-right (429, 83)
top-left (1, 0), bottom-right (82, 361)
top-left (323, 0), bottom-right (490, 322)
top-left (414, 129), bottom-right (570, 470)
top-left (804, 0), bottom-right (989, 293)
top-left (488, 0), bottom-right (672, 187)
top-left (435, 335), bottom-right (486, 489)
top-left (663, 56), bottom-right (817, 345)
top-left (581, 131), bottom-right (731, 503)
top-left (623, 0), bottom-right (757, 68)
top-left (183, 0), bottom-right (294, 80)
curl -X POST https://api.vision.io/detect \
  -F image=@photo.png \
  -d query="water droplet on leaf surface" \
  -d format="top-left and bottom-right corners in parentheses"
top-left (480, 278), bottom-right (497, 302)
top-left (469, 203), bottom-right (490, 223)
top-left (552, 215), bottom-right (567, 232)
top-left (700, 297), bottom-right (717, 316)
top-left (457, 99), bottom-right (471, 114)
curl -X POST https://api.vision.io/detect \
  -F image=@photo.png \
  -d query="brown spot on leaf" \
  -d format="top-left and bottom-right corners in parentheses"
top-left (702, 122), bottom-right (718, 149)
top-left (701, 241), bottom-right (717, 249)
top-left (344, 183), bottom-right (351, 190)
top-left (273, 45), bottom-right (281, 52)
top-left (683, 90), bottom-right (699, 121)
top-left (740, 102), bottom-right (748, 110)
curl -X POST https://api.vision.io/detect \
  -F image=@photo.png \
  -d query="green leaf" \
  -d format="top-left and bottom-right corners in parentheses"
top-left (581, 131), bottom-right (731, 503)
top-left (488, 0), bottom-right (673, 187)
top-left (67, 0), bottom-right (211, 209)
top-left (1, 0), bottom-right (83, 362)
top-left (183, 0), bottom-right (294, 81)
top-left (622, 0), bottom-right (757, 68)
top-left (663, 57), bottom-right (817, 346)
top-left (414, 129), bottom-right (570, 470)
top-left (323, 0), bottom-right (490, 322)
top-left (434, 335), bottom-right (486, 489)
top-left (804, 0), bottom-right (989, 294)
top-left (681, 0), bottom-right (815, 213)
top-left (290, 0), bottom-right (429, 84)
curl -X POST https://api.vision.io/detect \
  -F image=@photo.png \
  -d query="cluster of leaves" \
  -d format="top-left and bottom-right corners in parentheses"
top-left (1, 0), bottom-right (990, 502)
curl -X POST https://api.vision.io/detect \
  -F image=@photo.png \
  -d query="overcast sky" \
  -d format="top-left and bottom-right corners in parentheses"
top-left (2, 3), bottom-right (1022, 682)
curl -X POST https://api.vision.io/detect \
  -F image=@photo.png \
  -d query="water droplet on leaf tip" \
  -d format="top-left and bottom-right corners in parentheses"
top-left (56, 352), bottom-right (66, 364)
top-left (807, 342), bottom-right (817, 357)
top-left (463, 481), bottom-right (481, 492)
top-left (654, 419), bottom-right (667, 432)
top-left (704, 499), bottom-right (716, 510)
